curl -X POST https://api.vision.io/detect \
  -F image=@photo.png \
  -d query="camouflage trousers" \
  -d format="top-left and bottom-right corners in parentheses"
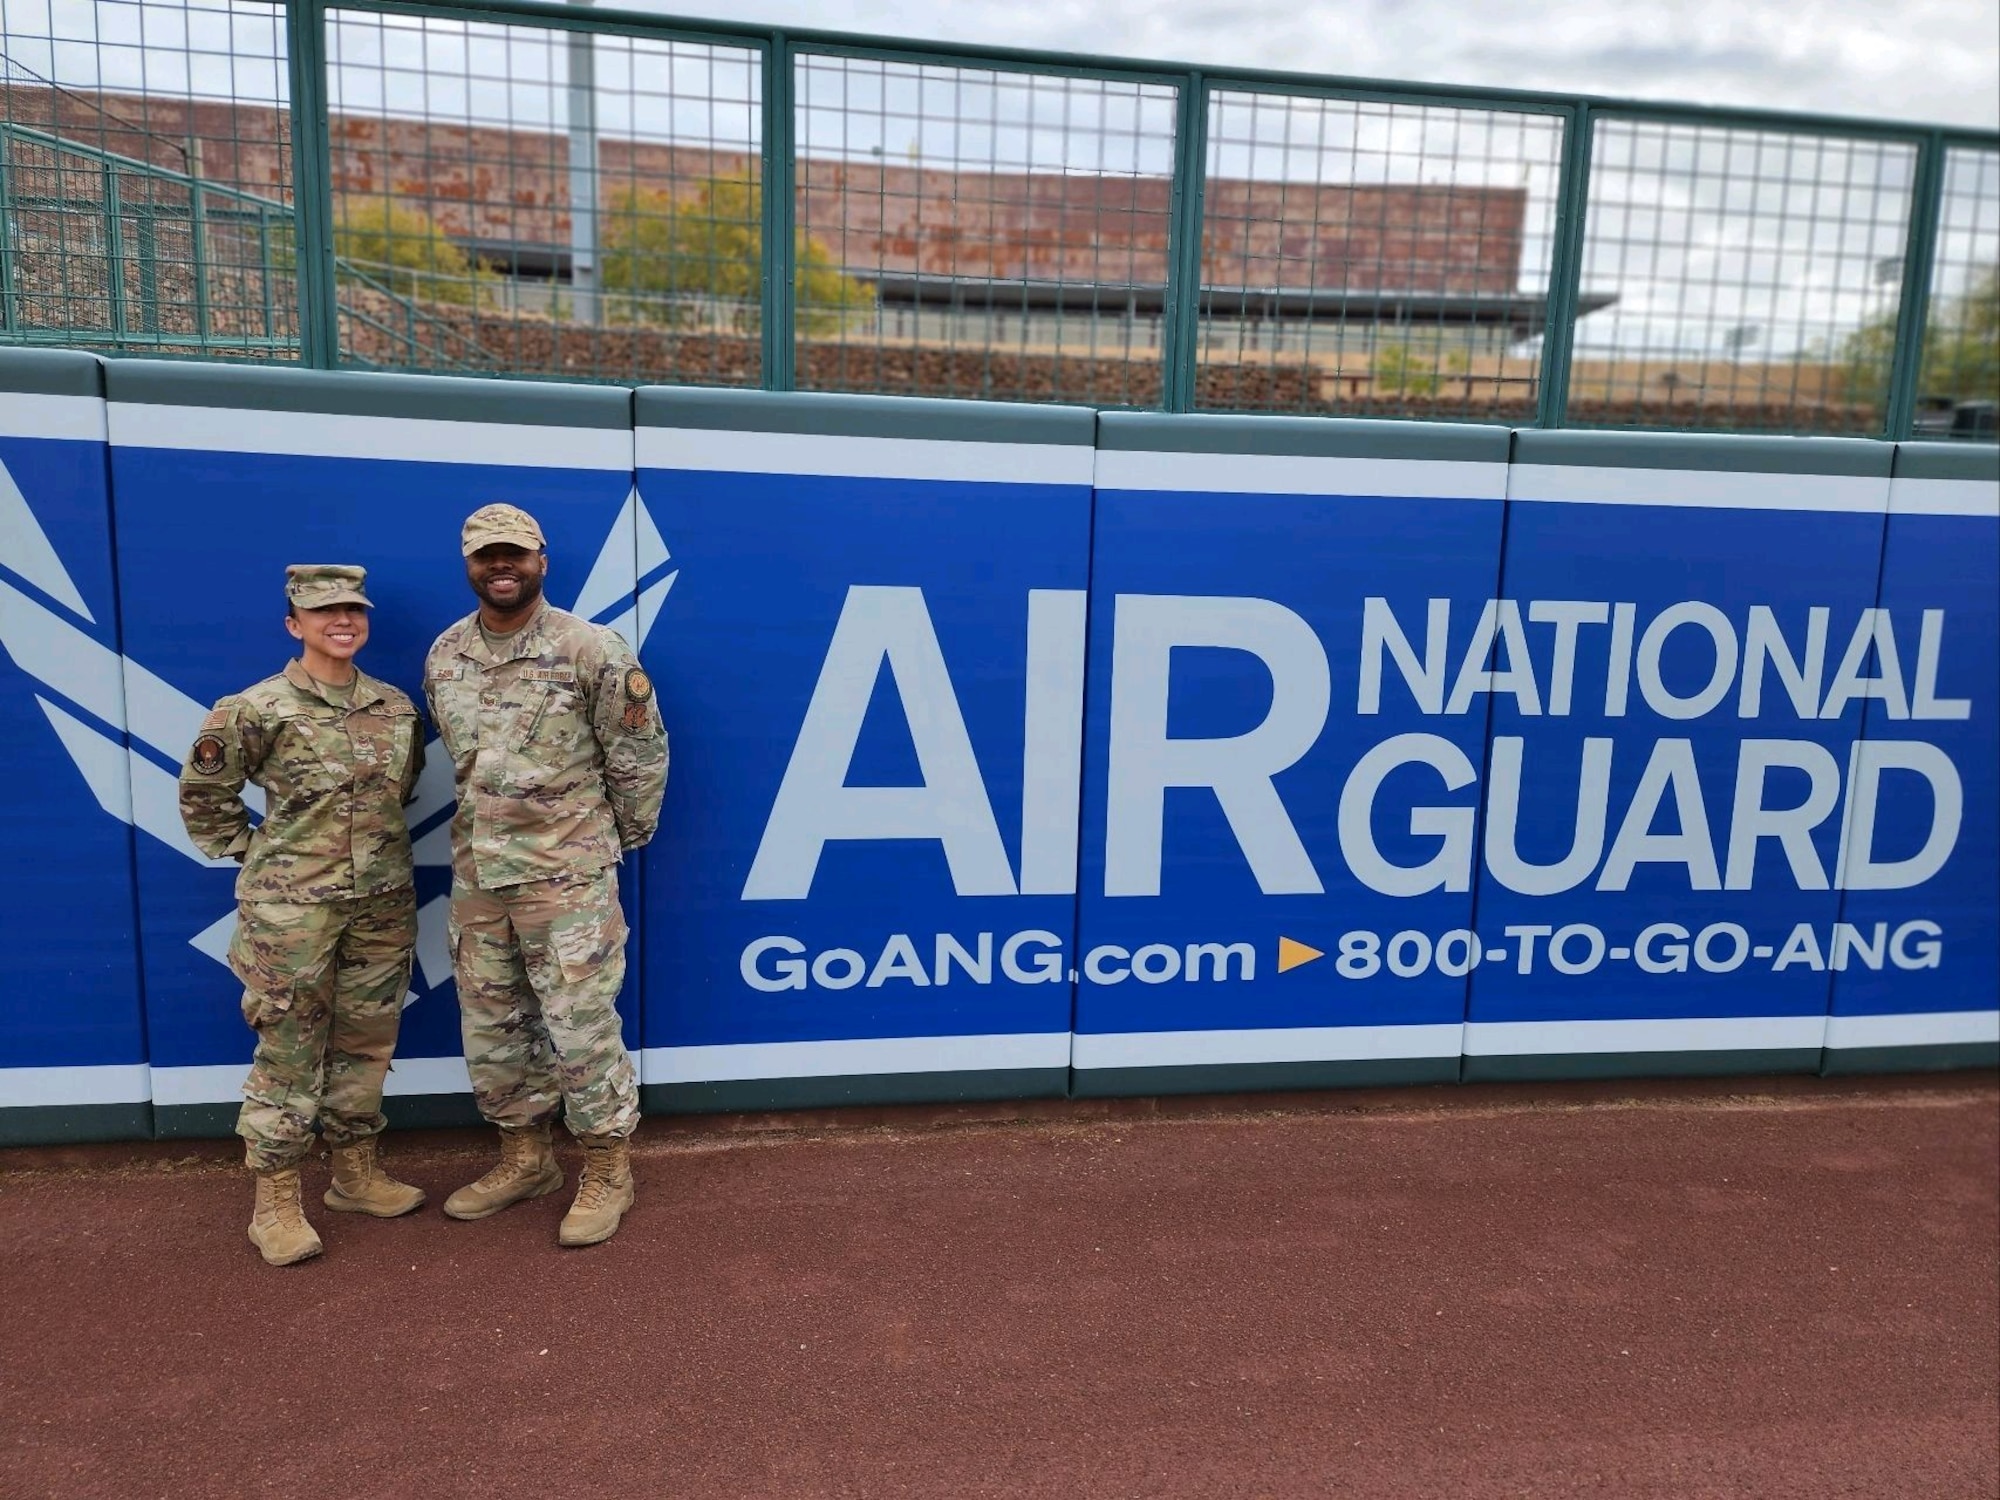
top-left (449, 867), bottom-right (639, 1139)
top-left (228, 888), bottom-right (418, 1173)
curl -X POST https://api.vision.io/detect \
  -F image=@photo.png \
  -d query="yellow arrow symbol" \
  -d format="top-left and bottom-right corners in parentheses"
top-left (1277, 937), bottom-right (1324, 973)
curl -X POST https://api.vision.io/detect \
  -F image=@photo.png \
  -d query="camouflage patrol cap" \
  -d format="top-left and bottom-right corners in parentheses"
top-left (285, 564), bottom-right (372, 610)
top-left (461, 503), bottom-right (547, 557)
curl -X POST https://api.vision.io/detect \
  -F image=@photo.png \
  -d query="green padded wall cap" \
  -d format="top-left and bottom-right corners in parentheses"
top-left (1892, 442), bottom-right (2000, 482)
top-left (102, 361), bottom-right (632, 428)
top-left (0, 347), bottom-right (103, 399)
top-left (1513, 428), bottom-right (1894, 478)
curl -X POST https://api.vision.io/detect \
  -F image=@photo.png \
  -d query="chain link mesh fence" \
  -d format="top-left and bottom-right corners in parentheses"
top-left (1567, 118), bottom-right (1919, 434)
top-left (324, 8), bottom-right (761, 383)
top-left (1, 0), bottom-right (295, 356)
top-left (793, 53), bottom-right (1177, 406)
top-left (1197, 91), bottom-right (1564, 422)
top-left (1914, 146), bottom-right (1999, 439)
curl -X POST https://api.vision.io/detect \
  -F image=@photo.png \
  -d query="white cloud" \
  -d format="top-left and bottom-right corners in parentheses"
top-left (628, 0), bottom-right (2000, 131)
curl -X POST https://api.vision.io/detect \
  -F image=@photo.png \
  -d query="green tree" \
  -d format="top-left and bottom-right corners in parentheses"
top-left (1840, 262), bottom-right (2000, 408)
top-left (1371, 341), bottom-right (1466, 399)
top-left (1924, 262), bottom-right (2000, 402)
top-left (331, 198), bottom-right (491, 306)
top-left (600, 173), bottom-right (871, 336)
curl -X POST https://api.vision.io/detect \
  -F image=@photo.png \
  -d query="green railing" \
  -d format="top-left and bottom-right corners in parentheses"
top-left (0, 121), bottom-right (296, 354)
top-left (1, 0), bottom-right (1995, 438)
top-left (0, 122), bottom-right (509, 370)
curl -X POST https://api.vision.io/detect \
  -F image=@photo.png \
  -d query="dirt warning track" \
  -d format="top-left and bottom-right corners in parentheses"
top-left (3, 1076), bottom-right (1996, 1499)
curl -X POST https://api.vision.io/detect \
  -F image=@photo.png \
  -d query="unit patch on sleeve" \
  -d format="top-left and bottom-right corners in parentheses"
top-left (192, 736), bottom-right (228, 776)
top-left (621, 668), bottom-right (655, 732)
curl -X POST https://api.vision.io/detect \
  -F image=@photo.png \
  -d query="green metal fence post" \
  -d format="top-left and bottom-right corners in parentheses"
top-left (103, 166), bottom-right (128, 340)
top-left (1882, 130), bottom-right (1948, 441)
top-left (189, 137), bottom-right (212, 344)
top-left (1535, 102), bottom-right (1593, 428)
top-left (1162, 70), bottom-right (1208, 413)
top-left (761, 31), bottom-right (796, 390)
top-left (259, 215), bottom-right (279, 342)
top-left (0, 138), bottom-right (17, 337)
top-left (135, 206), bottom-right (159, 335)
top-left (286, 0), bottom-right (339, 366)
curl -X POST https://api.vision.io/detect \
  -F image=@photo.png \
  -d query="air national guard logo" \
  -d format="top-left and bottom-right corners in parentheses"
top-left (0, 462), bottom-right (678, 1010)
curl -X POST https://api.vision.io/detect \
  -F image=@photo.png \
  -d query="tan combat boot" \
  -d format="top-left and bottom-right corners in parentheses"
top-left (323, 1138), bottom-right (427, 1217)
top-left (558, 1134), bottom-right (635, 1247)
top-left (248, 1167), bottom-right (324, 1266)
top-left (442, 1121), bottom-right (564, 1221)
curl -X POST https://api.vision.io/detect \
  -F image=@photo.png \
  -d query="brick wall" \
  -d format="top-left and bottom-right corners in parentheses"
top-left (6, 88), bottom-right (1525, 295)
top-left (0, 88), bottom-right (293, 192)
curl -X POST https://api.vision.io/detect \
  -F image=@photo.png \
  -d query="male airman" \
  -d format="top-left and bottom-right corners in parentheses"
top-left (426, 504), bottom-right (666, 1247)
top-left (178, 565), bottom-right (428, 1267)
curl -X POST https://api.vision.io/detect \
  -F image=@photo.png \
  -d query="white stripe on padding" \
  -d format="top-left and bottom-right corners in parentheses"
top-left (641, 1032), bottom-right (1070, 1083)
top-left (1509, 465), bottom-right (1887, 513)
top-left (150, 1063), bottom-right (248, 1106)
top-left (0, 1063), bottom-right (150, 1107)
top-left (1072, 1024), bottom-right (1462, 1069)
top-left (109, 403), bottom-right (632, 470)
top-left (382, 1055), bottom-right (474, 1095)
top-left (0, 393), bottom-right (106, 442)
top-left (1889, 477), bottom-right (2000, 518)
top-left (152, 1054), bottom-right (475, 1105)
top-left (1464, 1015), bottom-right (1826, 1055)
top-left (637, 427), bottom-right (1093, 486)
top-left (1825, 1010), bottom-right (2000, 1048)
top-left (1094, 450), bottom-right (1505, 500)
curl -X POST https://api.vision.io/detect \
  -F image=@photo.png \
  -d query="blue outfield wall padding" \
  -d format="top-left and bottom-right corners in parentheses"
top-left (1072, 413), bottom-right (1512, 1097)
top-left (632, 387), bottom-right (1094, 1111)
top-left (1462, 429), bottom-right (1895, 1082)
top-left (101, 361), bottom-right (640, 1137)
top-left (0, 349), bottom-right (154, 1144)
top-left (1824, 442), bottom-right (2000, 1076)
top-left (5, 363), bottom-right (1993, 1146)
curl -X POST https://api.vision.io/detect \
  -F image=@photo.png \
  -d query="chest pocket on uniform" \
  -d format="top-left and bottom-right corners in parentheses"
top-left (430, 671), bottom-right (480, 761)
top-left (517, 679), bottom-right (581, 770)
top-left (277, 715), bottom-right (353, 798)
top-left (355, 705), bottom-right (418, 780)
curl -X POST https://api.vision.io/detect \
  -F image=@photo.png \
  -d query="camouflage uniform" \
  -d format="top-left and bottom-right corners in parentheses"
top-left (425, 588), bottom-right (665, 1141)
top-left (179, 594), bottom-right (425, 1175)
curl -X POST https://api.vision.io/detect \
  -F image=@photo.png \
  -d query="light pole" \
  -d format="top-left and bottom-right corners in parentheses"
top-left (566, 0), bottom-right (598, 325)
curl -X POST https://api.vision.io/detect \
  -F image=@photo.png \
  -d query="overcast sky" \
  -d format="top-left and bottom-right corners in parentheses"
top-left (628, 0), bottom-right (2000, 131)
